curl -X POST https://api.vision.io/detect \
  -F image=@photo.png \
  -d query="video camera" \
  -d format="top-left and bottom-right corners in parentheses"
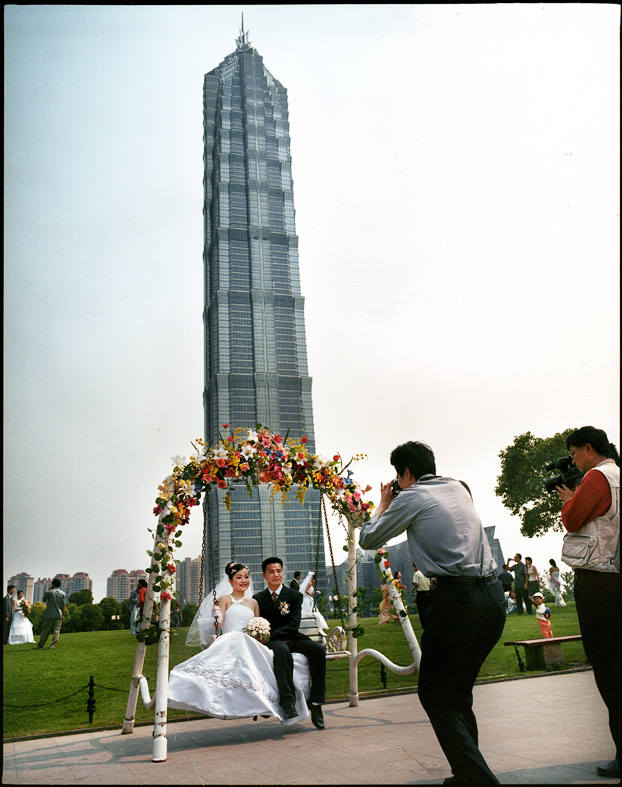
top-left (542, 454), bottom-right (583, 494)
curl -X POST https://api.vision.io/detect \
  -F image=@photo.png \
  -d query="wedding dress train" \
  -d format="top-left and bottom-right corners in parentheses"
top-left (167, 596), bottom-right (311, 724)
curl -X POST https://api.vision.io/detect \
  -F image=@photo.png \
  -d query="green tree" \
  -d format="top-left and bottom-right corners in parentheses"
top-left (120, 598), bottom-right (131, 629)
top-left (182, 603), bottom-right (198, 625)
top-left (63, 602), bottom-right (80, 633)
top-left (495, 429), bottom-right (576, 537)
top-left (69, 588), bottom-right (94, 606)
top-left (354, 586), bottom-right (370, 617)
top-left (370, 587), bottom-right (383, 616)
top-left (561, 570), bottom-right (575, 601)
top-left (75, 603), bottom-right (104, 632)
top-left (28, 601), bottom-right (46, 635)
top-left (99, 597), bottom-right (122, 630)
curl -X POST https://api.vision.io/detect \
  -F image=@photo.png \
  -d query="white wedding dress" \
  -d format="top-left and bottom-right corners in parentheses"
top-left (8, 603), bottom-right (35, 644)
top-left (167, 596), bottom-right (311, 724)
top-left (299, 572), bottom-right (329, 632)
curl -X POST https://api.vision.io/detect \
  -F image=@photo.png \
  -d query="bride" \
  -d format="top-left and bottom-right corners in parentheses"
top-left (298, 572), bottom-right (329, 632)
top-left (167, 562), bottom-right (310, 724)
top-left (9, 590), bottom-right (35, 645)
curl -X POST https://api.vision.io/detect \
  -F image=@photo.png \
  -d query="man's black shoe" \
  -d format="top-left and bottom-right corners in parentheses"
top-left (282, 704), bottom-right (298, 720)
top-left (596, 759), bottom-right (620, 778)
top-left (309, 703), bottom-right (325, 730)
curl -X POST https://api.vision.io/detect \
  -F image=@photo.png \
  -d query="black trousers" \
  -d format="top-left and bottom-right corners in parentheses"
top-left (574, 569), bottom-right (621, 760)
top-left (514, 583), bottom-right (532, 614)
top-left (418, 578), bottom-right (506, 784)
top-left (265, 637), bottom-right (326, 706)
top-left (415, 589), bottom-right (434, 629)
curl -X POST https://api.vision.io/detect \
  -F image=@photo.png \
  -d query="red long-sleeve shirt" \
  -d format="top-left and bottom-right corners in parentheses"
top-left (561, 468), bottom-right (612, 533)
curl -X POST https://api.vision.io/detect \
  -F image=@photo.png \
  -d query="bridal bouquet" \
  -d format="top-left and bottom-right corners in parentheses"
top-left (19, 599), bottom-right (31, 616)
top-left (243, 617), bottom-right (271, 644)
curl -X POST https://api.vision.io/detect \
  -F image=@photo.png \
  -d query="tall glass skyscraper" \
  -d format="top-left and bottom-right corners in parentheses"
top-left (202, 24), bottom-right (325, 591)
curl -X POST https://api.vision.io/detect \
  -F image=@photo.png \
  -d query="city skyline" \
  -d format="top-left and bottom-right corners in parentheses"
top-left (4, 6), bottom-right (619, 602)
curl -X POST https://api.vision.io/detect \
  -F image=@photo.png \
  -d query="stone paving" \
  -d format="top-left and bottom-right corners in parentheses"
top-left (3, 671), bottom-right (619, 784)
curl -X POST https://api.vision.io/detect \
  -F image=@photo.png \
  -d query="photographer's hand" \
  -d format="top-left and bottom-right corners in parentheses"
top-left (556, 484), bottom-right (575, 504)
top-left (375, 481), bottom-right (395, 517)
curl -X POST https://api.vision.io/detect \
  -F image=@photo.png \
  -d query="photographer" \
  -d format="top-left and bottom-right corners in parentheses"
top-left (557, 426), bottom-right (620, 779)
top-left (360, 441), bottom-right (505, 785)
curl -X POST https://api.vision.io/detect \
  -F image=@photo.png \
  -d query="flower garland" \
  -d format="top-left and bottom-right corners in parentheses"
top-left (139, 425), bottom-right (374, 643)
top-left (374, 548), bottom-right (408, 614)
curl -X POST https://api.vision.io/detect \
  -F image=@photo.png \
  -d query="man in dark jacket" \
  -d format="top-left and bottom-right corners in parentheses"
top-left (254, 557), bottom-right (326, 729)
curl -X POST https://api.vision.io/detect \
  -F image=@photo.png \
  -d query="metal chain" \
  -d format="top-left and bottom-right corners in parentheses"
top-left (199, 494), bottom-right (207, 605)
top-left (321, 495), bottom-right (347, 632)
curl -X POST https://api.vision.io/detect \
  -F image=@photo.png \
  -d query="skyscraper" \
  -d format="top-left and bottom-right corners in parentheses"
top-left (202, 22), bottom-right (324, 591)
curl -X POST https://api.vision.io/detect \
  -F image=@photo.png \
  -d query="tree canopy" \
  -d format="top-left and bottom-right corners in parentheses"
top-left (495, 429), bottom-right (575, 537)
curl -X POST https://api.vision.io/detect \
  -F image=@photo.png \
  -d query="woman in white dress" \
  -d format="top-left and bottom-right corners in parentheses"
top-left (298, 572), bottom-right (329, 632)
top-left (168, 562), bottom-right (310, 724)
top-left (548, 559), bottom-right (567, 607)
top-left (8, 590), bottom-right (35, 644)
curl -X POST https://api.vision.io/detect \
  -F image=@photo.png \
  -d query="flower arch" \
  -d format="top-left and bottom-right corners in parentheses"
top-left (143, 424), bottom-right (375, 630)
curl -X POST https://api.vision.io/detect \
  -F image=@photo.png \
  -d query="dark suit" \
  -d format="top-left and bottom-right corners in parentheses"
top-left (253, 584), bottom-right (326, 707)
top-left (4, 594), bottom-right (14, 644)
top-left (289, 579), bottom-right (300, 591)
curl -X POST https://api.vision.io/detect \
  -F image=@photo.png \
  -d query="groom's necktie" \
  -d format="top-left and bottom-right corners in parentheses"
top-left (272, 591), bottom-right (278, 604)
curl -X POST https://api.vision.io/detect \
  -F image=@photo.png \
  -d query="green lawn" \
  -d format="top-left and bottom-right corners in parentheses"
top-left (3, 603), bottom-right (586, 740)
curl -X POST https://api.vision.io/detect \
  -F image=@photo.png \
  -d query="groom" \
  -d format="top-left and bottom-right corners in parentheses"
top-left (254, 557), bottom-right (327, 729)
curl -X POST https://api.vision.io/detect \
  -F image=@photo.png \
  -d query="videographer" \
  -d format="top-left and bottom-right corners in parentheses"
top-left (360, 441), bottom-right (505, 785)
top-left (556, 426), bottom-right (620, 779)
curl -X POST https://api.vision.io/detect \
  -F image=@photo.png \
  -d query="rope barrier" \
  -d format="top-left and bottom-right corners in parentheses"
top-left (3, 684), bottom-right (90, 708)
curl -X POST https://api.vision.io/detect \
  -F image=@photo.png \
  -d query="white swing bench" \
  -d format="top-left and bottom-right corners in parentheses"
top-left (133, 612), bottom-right (350, 713)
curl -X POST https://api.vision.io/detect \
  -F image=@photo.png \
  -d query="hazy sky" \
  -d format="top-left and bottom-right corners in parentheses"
top-left (4, 4), bottom-right (620, 602)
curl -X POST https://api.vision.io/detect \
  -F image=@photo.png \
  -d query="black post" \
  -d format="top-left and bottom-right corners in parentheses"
top-left (87, 675), bottom-right (96, 722)
top-left (380, 662), bottom-right (388, 689)
top-left (514, 645), bottom-right (526, 672)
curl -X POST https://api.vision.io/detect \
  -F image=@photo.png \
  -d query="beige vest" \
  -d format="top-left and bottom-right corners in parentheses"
top-left (562, 459), bottom-right (620, 573)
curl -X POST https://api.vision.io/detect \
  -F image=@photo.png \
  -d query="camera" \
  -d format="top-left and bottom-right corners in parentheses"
top-left (391, 479), bottom-right (402, 497)
top-left (542, 454), bottom-right (583, 494)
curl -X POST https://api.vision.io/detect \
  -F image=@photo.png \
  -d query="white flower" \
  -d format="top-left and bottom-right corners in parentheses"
top-left (171, 455), bottom-right (187, 467)
top-left (247, 429), bottom-right (258, 443)
top-left (241, 443), bottom-right (257, 459)
top-left (312, 454), bottom-right (327, 469)
top-left (214, 445), bottom-right (229, 460)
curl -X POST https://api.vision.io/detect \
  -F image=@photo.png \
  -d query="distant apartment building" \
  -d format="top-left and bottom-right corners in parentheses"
top-left (484, 526), bottom-right (506, 573)
top-left (66, 572), bottom-right (93, 598)
top-left (33, 578), bottom-right (53, 603)
top-left (7, 572), bottom-right (34, 603)
top-left (176, 557), bottom-right (202, 608)
top-left (106, 568), bottom-right (148, 602)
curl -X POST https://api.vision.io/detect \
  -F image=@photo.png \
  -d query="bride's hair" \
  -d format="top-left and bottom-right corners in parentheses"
top-left (225, 562), bottom-right (248, 580)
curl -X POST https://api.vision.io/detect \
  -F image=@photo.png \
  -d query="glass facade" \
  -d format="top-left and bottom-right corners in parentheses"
top-left (202, 28), bottom-right (325, 593)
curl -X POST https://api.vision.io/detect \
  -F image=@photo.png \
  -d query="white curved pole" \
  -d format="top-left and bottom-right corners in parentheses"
top-left (152, 595), bottom-right (171, 762)
top-left (347, 515), bottom-right (359, 707)
top-left (122, 524), bottom-right (165, 734)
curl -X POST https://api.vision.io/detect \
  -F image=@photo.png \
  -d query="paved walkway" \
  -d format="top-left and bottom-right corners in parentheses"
top-left (3, 671), bottom-right (619, 784)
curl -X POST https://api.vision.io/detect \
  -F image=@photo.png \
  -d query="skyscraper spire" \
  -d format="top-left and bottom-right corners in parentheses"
top-left (235, 13), bottom-right (250, 49)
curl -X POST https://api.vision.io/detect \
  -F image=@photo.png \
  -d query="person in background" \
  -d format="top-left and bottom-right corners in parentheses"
top-left (289, 571), bottom-right (301, 591)
top-left (412, 563), bottom-right (433, 628)
top-left (507, 554), bottom-right (532, 615)
top-left (532, 591), bottom-right (552, 638)
top-left (137, 579), bottom-right (148, 621)
top-left (498, 565), bottom-right (514, 597)
top-left (524, 557), bottom-right (542, 602)
top-left (32, 578), bottom-right (66, 650)
top-left (129, 583), bottom-right (141, 634)
top-left (557, 425), bottom-right (620, 779)
top-left (4, 585), bottom-right (16, 645)
top-left (506, 590), bottom-right (517, 614)
top-left (548, 559), bottom-right (567, 607)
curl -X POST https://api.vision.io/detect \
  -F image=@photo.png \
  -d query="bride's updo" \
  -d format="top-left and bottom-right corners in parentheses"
top-left (225, 562), bottom-right (247, 579)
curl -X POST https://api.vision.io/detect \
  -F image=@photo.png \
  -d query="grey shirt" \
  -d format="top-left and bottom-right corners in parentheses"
top-left (42, 588), bottom-right (66, 619)
top-left (359, 475), bottom-right (497, 577)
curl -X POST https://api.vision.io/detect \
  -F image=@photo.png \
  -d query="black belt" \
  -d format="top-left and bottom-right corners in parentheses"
top-left (435, 573), bottom-right (498, 587)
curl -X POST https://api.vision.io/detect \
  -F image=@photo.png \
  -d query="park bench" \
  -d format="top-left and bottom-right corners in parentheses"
top-left (504, 634), bottom-right (583, 671)
top-left (299, 612), bottom-right (350, 660)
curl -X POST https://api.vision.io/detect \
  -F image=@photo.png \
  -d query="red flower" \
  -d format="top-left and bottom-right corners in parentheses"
top-left (153, 505), bottom-right (162, 516)
top-left (384, 560), bottom-right (390, 568)
top-left (222, 424), bottom-right (229, 428)
top-left (166, 563), bottom-right (176, 574)
top-left (217, 479), bottom-right (227, 489)
top-left (301, 436), bottom-right (308, 444)
top-left (160, 591), bottom-right (172, 601)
